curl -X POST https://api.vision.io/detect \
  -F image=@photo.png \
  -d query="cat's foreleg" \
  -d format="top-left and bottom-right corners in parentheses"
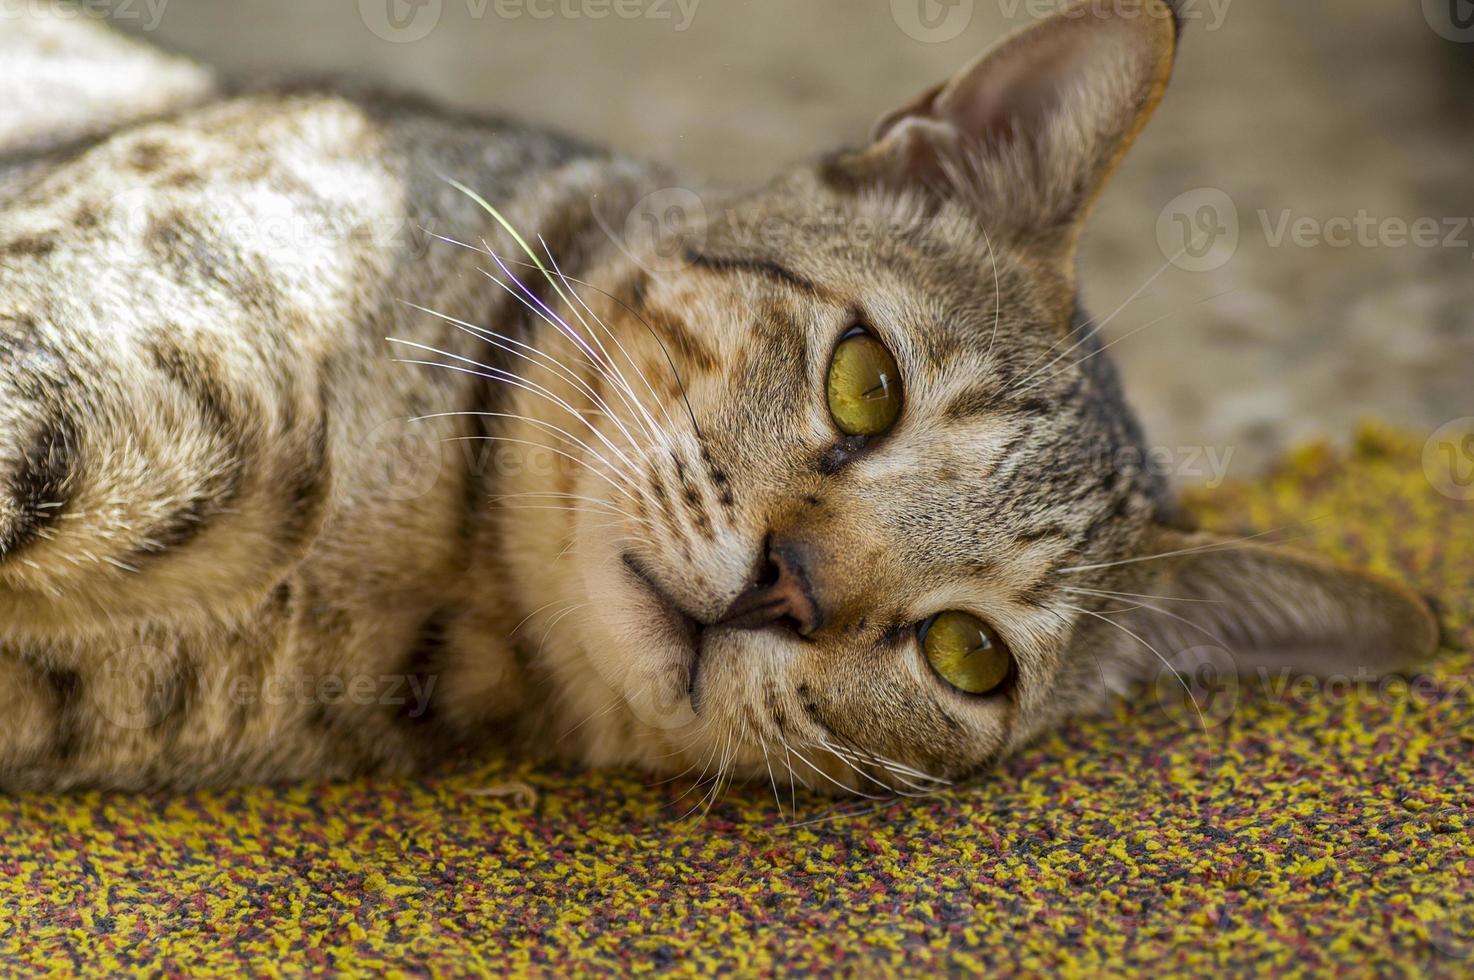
top-left (0, 310), bottom-right (331, 639)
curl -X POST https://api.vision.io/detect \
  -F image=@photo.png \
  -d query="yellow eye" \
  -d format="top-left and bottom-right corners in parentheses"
top-left (921, 611), bottom-right (1012, 695)
top-left (825, 330), bottom-right (902, 437)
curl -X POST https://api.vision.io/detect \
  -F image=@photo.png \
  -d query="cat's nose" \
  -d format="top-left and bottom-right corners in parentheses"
top-left (718, 538), bottom-right (824, 637)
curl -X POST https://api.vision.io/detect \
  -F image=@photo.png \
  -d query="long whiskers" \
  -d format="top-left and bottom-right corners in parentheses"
top-left (414, 407), bottom-right (643, 488)
top-left (479, 250), bottom-right (665, 451)
top-left (401, 298), bottom-right (649, 455)
top-left (538, 236), bottom-right (688, 442)
top-left (1063, 587), bottom-right (1231, 650)
top-left (388, 354), bottom-right (641, 502)
top-left (437, 180), bottom-right (696, 443)
top-left (389, 340), bottom-right (642, 477)
top-left (1058, 521), bottom-right (1324, 574)
top-left (469, 239), bottom-right (701, 441)
top-left (1008, 236), bottom-right (1208, 393)
top-left (1010, 288), bottom-right (1236, 399)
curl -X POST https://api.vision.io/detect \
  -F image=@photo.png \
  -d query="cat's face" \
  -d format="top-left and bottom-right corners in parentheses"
top-left (512, 0), bottom-right (1436, 793)
top-left (567, 180), bottom-right (1168, 789)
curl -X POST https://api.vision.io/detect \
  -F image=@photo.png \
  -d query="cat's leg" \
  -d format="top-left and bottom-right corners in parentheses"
top-left (0, 590), bottom-right (426, 792)
top-left (0, 309), bottom-right (484, 789)
top-left (0, 306), bottom-right (333, 639)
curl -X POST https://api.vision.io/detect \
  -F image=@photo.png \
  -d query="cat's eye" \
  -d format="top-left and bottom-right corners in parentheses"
top-left (825, 329), bottom-right (902, 437)
top-left (920, 611), bottom-right (1012, 695)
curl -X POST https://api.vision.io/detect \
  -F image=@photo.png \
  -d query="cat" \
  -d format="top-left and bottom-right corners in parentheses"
top-left (0, 0), bottom-right (1436, 793)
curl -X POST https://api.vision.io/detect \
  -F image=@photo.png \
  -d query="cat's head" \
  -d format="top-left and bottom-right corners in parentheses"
top-left (524, 0), bottom-right (1437, 792)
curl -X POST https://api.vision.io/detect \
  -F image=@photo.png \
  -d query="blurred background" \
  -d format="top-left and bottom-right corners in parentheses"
top-left (109, 0), bottom-right (1474, 480)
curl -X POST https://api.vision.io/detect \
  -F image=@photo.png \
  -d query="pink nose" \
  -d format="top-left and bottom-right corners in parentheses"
top-left (718, 539), bottom-right (823, 637)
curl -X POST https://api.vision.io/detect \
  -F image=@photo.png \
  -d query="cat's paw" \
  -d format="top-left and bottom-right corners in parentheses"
top-left (0, 408), bottom-right (75, 562)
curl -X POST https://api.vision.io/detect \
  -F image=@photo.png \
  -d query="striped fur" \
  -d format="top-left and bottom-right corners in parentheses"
top-left (0, 2), bottom-right (1434, 793)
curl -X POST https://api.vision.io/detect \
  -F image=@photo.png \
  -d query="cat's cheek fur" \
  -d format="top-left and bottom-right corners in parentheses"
top-left (570, 510), bottom-right (702, 752)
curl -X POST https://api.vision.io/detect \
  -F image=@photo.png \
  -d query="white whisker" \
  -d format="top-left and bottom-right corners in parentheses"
top-left (439, 433), bottom-right (638, 504)
top-left (537, 238), bottom-right (677, 444)
top-left (410, 407), bottom-right (642, 487)
top-left (401, 299), bottom-right (647, 454)
top-left (1064, 588), bottom-right (1231, 649)
top-left (787, 743), bottom-right (886, 800)
top-left (388, 340), bottom-right (641, 476)
top-left (1010, 289), bottom-right (1235, 399)
top-left (1059, 600), bottom-right (1209, 733)
top-left (1009, 237), bottom-right (1204, 393)
top-left (1059, 523), bottom-right (1322, 574)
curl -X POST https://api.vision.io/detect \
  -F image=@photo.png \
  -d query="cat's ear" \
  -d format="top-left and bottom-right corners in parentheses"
top-left (839, 0), bottom-right (1180, 265)
top-left (1114, 529), bottom-right (1439, 679)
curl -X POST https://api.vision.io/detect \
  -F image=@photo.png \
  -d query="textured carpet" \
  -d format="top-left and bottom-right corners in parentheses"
top-left (1, 424), bottom-right (1470, 976)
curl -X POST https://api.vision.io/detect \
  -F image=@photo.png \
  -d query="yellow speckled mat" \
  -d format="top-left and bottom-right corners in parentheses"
top-left (2, 424), bottom-right (1470, 975)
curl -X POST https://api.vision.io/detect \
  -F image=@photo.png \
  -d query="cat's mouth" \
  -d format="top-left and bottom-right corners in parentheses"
top-left (620, 551), bottom-right (704, 683)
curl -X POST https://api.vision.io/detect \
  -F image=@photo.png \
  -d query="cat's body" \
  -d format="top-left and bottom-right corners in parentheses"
top-left (0, 79), bottom-right (666, 788)
top-left (0, 4), bottom-right (1437, 793)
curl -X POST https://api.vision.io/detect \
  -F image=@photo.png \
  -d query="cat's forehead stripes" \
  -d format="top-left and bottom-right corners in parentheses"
top-left (682, 249), bottom-right (827, 297)
top-left (667, 265), bottom-right (944, 396)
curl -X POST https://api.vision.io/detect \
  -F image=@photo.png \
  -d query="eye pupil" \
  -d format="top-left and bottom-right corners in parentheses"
top-left (826, 331), bottom-right (903, 437)
top-left (921, 611), bottom-right (1012, 695)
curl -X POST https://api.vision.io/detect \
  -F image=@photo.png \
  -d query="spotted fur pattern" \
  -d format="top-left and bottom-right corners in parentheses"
top-left (0, 2), bottom-right (1435, 792)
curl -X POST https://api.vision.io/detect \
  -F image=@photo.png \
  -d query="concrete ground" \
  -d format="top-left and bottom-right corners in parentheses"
top-left (116, 0), bottom-right (1474, 482)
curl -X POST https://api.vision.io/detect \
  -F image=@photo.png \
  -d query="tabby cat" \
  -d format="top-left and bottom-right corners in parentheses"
top-left (0, 1), bottom-right (1435, 793)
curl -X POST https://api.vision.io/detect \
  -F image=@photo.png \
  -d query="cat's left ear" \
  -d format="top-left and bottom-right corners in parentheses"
top-left (1112, 528), bottom-right (1440, 679)
top-left (837, 0), bottom-right (1181, 267)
